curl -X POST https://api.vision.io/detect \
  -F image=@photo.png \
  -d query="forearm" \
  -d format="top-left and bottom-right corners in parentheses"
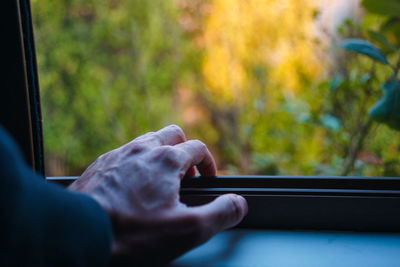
top-left (0, 126), bottom-right (112, 266)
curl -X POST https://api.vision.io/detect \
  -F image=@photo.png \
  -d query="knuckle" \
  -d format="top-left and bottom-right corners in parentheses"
top-left (151, 132), bottom-right (163, 145)
top-left (142, 131), bottom-right (156, 138)
top-left (192, 140), bottom-right (207, 152)
top-left (127, 142), bottom-right (148, 154)
top-left (224, 194), bottom-right (243, 223)
top-left (229, 196), bottom-right (242, 221)
top-left (96, 149), bottom-right (118, 163)
top-left (169, 124), bottom-right (185, 139)
top-left (169, 124), bottom-right (183, 132)
top-left (133, 131), bottom-right (154, 142)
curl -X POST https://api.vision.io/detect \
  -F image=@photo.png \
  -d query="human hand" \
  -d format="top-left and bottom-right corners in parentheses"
top-left (68, 125), bottom-right (248, 266)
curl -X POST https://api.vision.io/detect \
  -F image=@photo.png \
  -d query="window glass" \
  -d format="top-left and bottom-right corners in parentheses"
top-left (32, 0), bottom-right (400, 177)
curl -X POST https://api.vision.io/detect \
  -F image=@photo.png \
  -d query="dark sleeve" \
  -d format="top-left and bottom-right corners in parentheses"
top-left (0, 126), bottom-right (112, 266)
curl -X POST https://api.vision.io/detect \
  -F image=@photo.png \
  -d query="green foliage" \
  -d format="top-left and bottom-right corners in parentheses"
top-left (366, 30), bottom-right (397, 54)
top-left (329, 75), bottom-right (344, 91)
top-left (330, 0), bottom-right (400, 175)
top-left (370, 79), bottom-right (400, 130)
top-left (381, 17), bottom-right (400, 46)
top-left (340, 38), bottom-right (389, 65)
top-left (340, 1), bottom-right (400, 132)
top-left (362, 0), bottom-right (400, 17)
top-left (250, 153), bottom-right (279, 175)
top-left (32, 0), bottom-right (400, 177)
top-left (321, 114), bottom-right (342, 132)
top-left (362, 0), bottom-right (400, 47)
top-left (32, 0), bottom-right (196, 174)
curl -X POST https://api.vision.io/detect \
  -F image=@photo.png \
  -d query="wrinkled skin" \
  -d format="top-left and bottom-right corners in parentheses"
top-left (69, 125), bottom-right (248, 266)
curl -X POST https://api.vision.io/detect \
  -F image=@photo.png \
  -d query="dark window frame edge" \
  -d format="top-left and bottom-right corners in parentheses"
top-left (19, 0), bottom-right (45, 175)
top-left (2, 0), bottom-right (44, 174)
top-left (47, 176), bottom-right (400, 232)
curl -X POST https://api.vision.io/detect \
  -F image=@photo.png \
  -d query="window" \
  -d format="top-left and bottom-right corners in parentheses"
top-left (32, 0), bottom-right (400, 178)
top-left (6, 0), bottom-right (400, 232)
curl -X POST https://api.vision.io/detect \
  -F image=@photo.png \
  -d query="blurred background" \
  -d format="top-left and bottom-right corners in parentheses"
top-left (31, 0), bottom-right (400, 177)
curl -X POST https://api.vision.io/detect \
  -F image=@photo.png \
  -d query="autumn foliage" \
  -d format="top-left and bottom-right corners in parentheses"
top-left (32, 0), bottom-right (400, 176)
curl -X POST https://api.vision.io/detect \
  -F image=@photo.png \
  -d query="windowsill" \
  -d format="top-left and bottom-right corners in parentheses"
top-left (171, 229), bottom-right (400, 267)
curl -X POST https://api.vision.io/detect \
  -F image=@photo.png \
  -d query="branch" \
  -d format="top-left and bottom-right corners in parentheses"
top-left (341, 117), bottom-right (373, 176)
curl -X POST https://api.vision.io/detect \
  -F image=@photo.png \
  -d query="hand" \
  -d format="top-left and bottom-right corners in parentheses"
top-left (68, 125), bottom-right (248, 266)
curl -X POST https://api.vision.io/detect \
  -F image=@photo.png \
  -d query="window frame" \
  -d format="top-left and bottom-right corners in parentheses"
top-left (1, 0), bottom-right (44, 174)
top-left (9, 0), bottom-right (400, 232)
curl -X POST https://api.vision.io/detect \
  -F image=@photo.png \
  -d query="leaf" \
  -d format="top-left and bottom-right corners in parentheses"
top-left (362, 0), bottom-right (400, 17)
top-left (340, 38), bottom-right (389, 65)
top-left (366, 30), bottom-right (397, 54)
top-left (381, 17), bottom-right (400, 46)
top-left (321, 114), bottom-right (342, 132)
top-left (329, 75), bottom-right (344, 91)
top-left (369, 79), bottom-right (400, 130)
top-left (360, 73), bottom-right (371, 84)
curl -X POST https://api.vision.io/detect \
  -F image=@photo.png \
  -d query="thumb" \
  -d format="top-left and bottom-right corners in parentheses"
top-left (188, 194), bottom-right (248, 241)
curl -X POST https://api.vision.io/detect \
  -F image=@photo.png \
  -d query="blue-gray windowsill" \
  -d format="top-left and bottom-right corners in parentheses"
top-left (171, 229), bottom-right (400, 267)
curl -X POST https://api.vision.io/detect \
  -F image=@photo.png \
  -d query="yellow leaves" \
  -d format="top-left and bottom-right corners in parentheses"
top-left (270, 40), bottom-right (323, 95)
top-left (200, 0), bottom-right (326, 103)
top-left (202, 45), bottom-right (245, 104)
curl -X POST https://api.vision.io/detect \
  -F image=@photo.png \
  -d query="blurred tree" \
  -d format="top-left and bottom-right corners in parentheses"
top-left (320, 0), bottom-right (400, 176)
top-left (181, 0), bottom-right (328, 174)
top-left (32, 0), bottom-right (194, 175)
top-left (32, 0), bottom-right (400, 177)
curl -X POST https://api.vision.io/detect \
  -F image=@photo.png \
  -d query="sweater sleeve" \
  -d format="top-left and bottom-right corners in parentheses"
top-left (0, 126), bottom-right (112, 266)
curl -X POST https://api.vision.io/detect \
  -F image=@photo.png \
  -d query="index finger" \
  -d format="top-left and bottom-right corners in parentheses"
top-left (175, 140), bottom-right (217, 177)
